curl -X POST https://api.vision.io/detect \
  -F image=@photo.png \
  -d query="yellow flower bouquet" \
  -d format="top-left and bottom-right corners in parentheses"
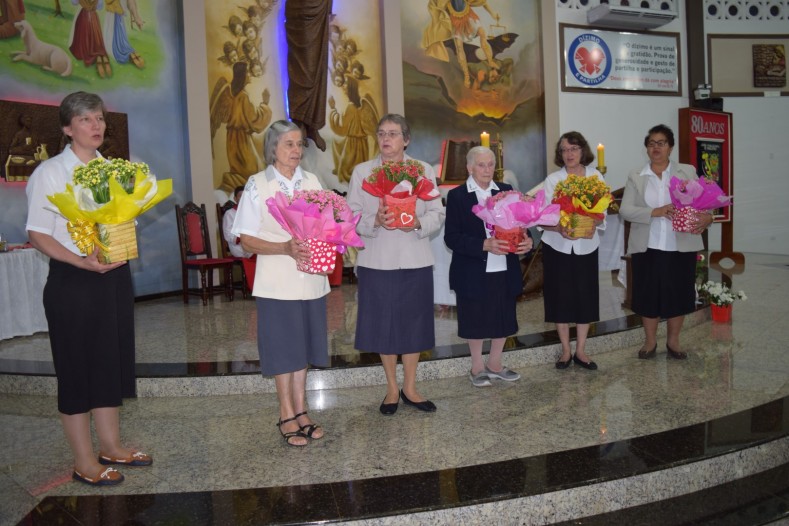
top-left (47, 157), bottom-right (172, 263)
top-left (551, 174), bottom-right (612, 238)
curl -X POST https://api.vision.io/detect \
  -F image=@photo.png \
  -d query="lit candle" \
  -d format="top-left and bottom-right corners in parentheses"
top-left (480, 131), bottom-right (490, 148)
top-left (597, 143), bottom-right (605, 168)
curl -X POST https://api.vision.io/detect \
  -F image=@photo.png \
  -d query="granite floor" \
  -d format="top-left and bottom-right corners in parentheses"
top-left (0, 253), bottom-right (788, 525)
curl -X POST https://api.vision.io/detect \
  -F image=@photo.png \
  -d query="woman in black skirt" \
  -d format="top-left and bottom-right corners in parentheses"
top-left (541, 132), bottom-right (607, 371)
top-left (26, 92), bottom-right (151, 487)
top-left (620, 124), bottom-right (712, 359)
top-left (347, 114), bottom-right (446, 414)
top-left (445, 146), bottom-right (532, 387)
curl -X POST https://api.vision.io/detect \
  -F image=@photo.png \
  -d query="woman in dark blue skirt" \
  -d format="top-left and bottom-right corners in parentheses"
top-left (445, 146), bottom-right (532, 387)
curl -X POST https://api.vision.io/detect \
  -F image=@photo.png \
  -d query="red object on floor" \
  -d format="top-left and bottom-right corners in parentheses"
top-left (710, 304), bottom-right (732, 323)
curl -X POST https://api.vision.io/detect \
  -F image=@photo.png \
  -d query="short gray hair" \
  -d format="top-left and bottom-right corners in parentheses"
top-left (263, 120), bottom-right (302, 165)
top-left (378, 113), bottom-right (411, 143)
top-left (466, 146), bottom-right (495, 168)
top-left (59, 91), bottom-right (106, 129)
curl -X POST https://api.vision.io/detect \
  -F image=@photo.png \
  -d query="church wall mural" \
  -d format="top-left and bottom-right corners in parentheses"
top-left (204, 0), bottom-right (383, 197)
top-left (0, 0), bottom-right (189, 296)
top-left (400, 0), bottom-right (546, 192)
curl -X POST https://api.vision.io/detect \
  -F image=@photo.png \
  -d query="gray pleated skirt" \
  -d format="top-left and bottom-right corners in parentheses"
top-left (256, 296), bottom-right (329, 375)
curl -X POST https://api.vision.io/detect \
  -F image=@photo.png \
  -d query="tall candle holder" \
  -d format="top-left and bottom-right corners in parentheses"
top-left (597, 165), bottom-right (607, 175)
top-left (494, 133), bottom-right (504, 182)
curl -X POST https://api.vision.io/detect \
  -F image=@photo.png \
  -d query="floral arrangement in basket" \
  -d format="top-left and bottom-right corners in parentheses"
top-left (266, 190), bottom-right (364, 275)
top-left (471, 189), bottom-right (560, 252)
top-left (669, 177), bottom-right (731, 233)
top-left (47, 157), bottom-right (172, 263)
top-left (362, 159), bottom-right (440, 228)
top-left (551, 174), bottom-right (613, 238)
top-left (697, 280), bottom-right (746, 307)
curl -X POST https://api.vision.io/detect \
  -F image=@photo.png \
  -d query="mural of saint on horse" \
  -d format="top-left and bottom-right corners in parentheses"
top-left (400, 0), bottom-right (545, 192)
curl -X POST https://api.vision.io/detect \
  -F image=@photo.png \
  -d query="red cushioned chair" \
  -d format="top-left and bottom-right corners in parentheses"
top-left (175, 202), bottom-right (235, 305)
top-left (216, 201), bottom-right (253, 298)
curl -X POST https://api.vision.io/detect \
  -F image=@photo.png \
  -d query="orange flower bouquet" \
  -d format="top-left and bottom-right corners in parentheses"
top-left (362, 160), bottom-right (440, 228)
top-left (551, 174), bottom-right (612, 238)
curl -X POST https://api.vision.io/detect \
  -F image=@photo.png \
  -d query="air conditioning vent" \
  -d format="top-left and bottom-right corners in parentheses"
top-left (586, 4), bottom-right (677, 31)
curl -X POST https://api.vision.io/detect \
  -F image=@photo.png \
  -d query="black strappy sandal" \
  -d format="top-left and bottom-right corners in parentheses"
top-left (294, 411), bottom-right (323, 440)
top-left (277, 416), bottom-right (308, 447)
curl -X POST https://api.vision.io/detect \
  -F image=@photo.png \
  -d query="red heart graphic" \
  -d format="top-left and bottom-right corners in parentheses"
top-left (400, 212), bottom-right (414, 225)
top-left (575, 47), bottom-right (604, 75)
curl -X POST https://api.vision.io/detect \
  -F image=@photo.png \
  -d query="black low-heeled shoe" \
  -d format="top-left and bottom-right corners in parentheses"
top-left (666, 344), bottom-right (688, 360)
top-left (572, 354), bottom-right (598, 370)
top-left (400, 389), bottom-right (436, 412)
top-left (638, 345), bottom-right (657, 359)
top-left (379, 394), bottom-right (399, 415)
top-left (555, 356), bottom-right (572, 369)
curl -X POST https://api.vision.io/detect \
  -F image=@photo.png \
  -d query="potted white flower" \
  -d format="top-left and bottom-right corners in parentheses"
top-left (697, 280), bottom-right (747, 323)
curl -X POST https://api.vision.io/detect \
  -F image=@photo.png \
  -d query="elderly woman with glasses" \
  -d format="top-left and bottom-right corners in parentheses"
top-left (620, 124), bottom-right (712, 360)
top-left (347, 114), bottom-right (446, 415)
top-left (233, 120), bottom-right (329, 447)
top-left (540, 131), bottom-right (607, 371)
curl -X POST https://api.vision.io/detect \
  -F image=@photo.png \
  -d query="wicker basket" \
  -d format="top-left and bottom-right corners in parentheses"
top-left (97, 221), bottom-right (138, 263)
top-left (568, 213), bottom-right (596, 238)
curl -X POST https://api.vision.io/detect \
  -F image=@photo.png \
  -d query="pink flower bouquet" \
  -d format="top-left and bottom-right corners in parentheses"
top-left (472, 189), bottom-right (560, 252)
top-left (669, 177), bottom-right (731, 232)
top-left (266, 190), bottom-right (364, 275)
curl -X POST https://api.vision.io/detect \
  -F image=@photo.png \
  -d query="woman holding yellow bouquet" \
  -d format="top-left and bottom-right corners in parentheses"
top-left (541, 131), bottom-right (608, 371)
top-left (25, 92), bottom-right (151, 487)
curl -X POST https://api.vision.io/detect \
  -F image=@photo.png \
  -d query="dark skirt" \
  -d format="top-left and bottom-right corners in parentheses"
top-left (256, 296), bottom-right (329, 375)
top-left (355, 266), bottom-right (435, 355)
top-left (631, 248), bottom-right (696, 319)
top-left (44, 259), bottom-right (136, 415)
top-left (456, 271), bottom-right (518, 339)
top-left (542, 244), bottom-right (599, 324)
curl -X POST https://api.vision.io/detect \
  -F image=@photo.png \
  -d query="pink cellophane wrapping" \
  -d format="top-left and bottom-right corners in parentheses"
top-left (472, 189), bottom-right (561, 229)
top-left (669, 177), bottom-right (731, 211)
top-left (265, 192), bottom-right (364, 254)
top-left (297, 239), bottom-right (337, 275)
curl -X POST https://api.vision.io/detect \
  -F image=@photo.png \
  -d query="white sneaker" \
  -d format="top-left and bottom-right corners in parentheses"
top-left (485, 365), bottom-right (521, 382)
top-left (469, 370), bottom-right (492, 387)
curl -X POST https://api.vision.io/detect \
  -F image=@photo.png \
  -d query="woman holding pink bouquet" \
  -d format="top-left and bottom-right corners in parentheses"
top-left (444, 146), bottom-right (536, 387)
top-left (541, 131), bottom-right (608, 371)
top-left (233, 120), bottom-right (330, 446)
top-left (620, 124), bottom-right (713, 360)
top-left (348, 114), bottom-right (445, 415)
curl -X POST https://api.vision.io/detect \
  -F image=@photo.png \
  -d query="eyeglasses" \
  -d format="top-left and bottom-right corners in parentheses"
top-left (560, 146), bottom-right (581, 154)
top-left (647, 140), bottom-right (669, 148)
top-left (376, 131), bottom-right (402, 139)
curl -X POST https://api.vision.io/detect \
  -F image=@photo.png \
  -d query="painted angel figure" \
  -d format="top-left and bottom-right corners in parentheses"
top-left (209, 61), bottom-right (272, 191)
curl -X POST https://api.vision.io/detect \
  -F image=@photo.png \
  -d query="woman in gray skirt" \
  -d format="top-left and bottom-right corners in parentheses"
top-left (233, 120), bottom-right (329, 446)
top-left (347, 114), bottom-right (446, 415)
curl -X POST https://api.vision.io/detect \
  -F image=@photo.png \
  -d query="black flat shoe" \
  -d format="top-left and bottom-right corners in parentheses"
top-left (638, 345), bottom-right (657, 359)
top-left (572, 354), bottom-right (598, 370)
top-left (379, 394), bottom-right (399, 415)
top-left (555, 356), bottom-right (572, 369)
top-left (400, 389), bottom-right (436, 412)
top-left (666, 344), bottom-right (688, 360)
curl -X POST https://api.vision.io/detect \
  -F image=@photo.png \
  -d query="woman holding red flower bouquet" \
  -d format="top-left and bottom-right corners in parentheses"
top-left (347, 114), bottom-right (445, 415)
top-left (445, 146), bottom-right (533, 387)
top-left (620, 124), bottom-right (713, 360)
top-left (541, 131), bottom-right (607, 371)
top-left (233, 120), bottom-right (329, 446)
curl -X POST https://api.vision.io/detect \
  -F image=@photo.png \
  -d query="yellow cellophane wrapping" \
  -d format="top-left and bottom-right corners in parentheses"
top-left (97, 221), bottom-right (138, 263)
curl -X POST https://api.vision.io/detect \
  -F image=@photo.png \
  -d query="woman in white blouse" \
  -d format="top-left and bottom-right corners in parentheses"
top-left (541, 131), bottom-right (606, 371)
top-left (233, 120), bottom-right (329, 446)
top-left (619, 124), bottom-right (712, 360)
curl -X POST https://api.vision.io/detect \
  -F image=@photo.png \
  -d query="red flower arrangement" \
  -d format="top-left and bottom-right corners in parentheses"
top-left (362, 160), bottom-right (440, 228)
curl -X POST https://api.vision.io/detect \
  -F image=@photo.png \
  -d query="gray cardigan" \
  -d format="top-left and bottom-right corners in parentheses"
top-left (619, 162), bottom-right (705, 255)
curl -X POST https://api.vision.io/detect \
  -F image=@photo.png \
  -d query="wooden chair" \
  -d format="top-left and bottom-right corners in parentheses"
top-left (216, 201), bottom-right (251, 298)
top-left (175, 202), bottom-right (235, 305)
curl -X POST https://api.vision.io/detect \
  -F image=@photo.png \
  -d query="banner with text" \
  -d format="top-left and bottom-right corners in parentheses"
top-left (561, 25), bottom-right (681, 95)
